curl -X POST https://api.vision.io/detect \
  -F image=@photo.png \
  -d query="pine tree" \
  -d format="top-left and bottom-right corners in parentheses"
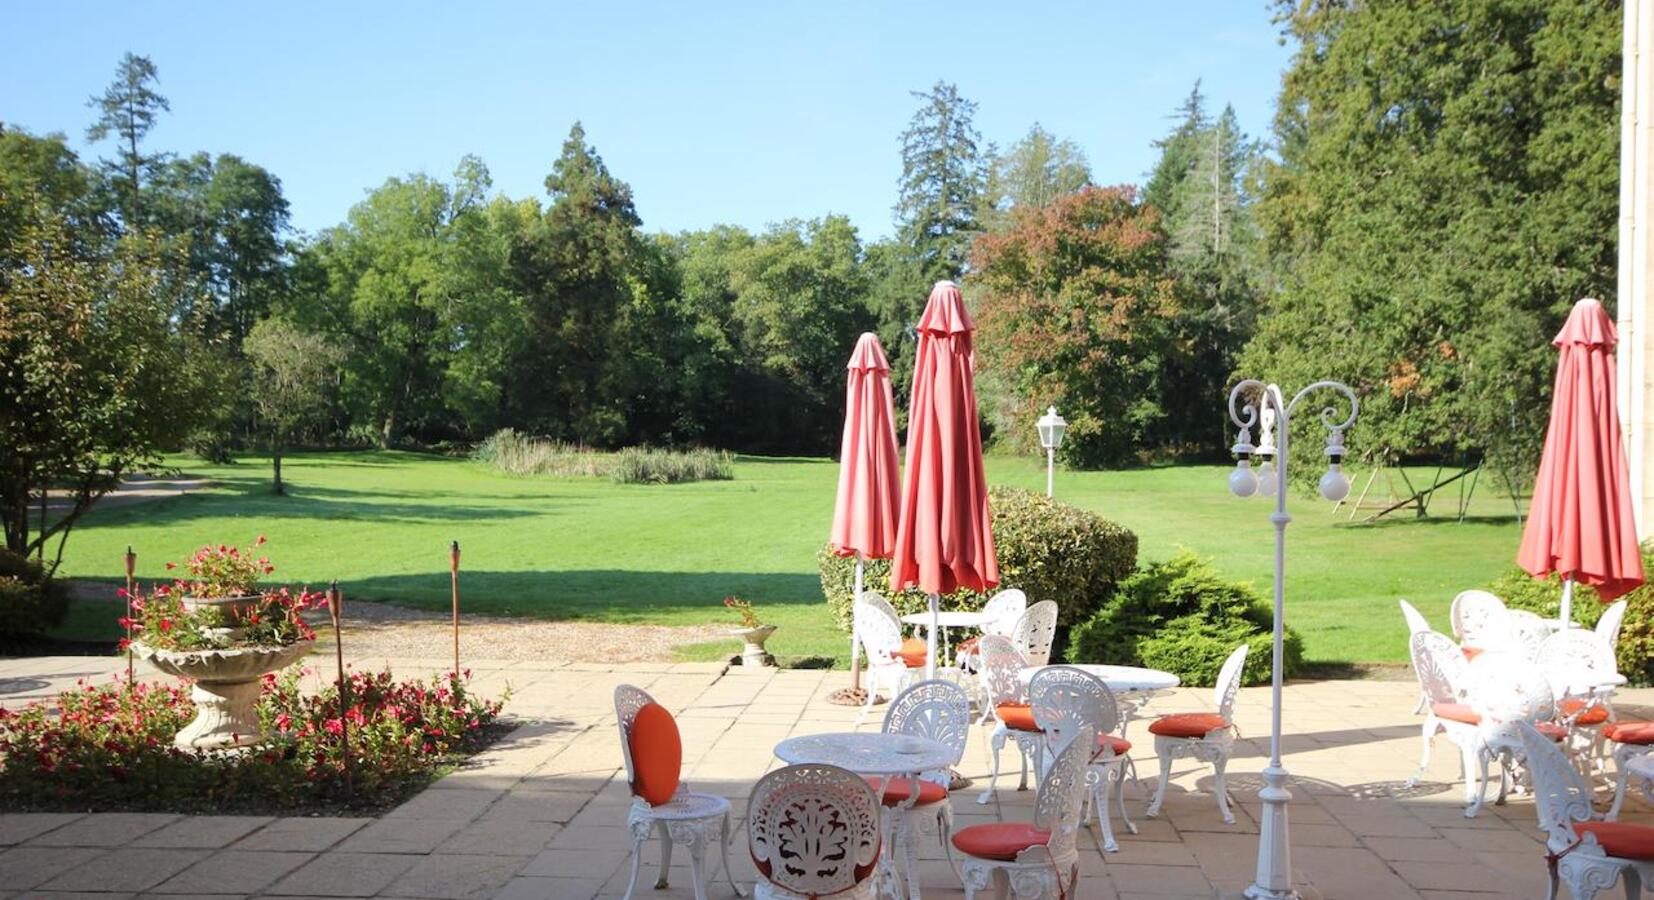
top-left (85, 52), bottom-right (170, 226)
top-left (894, 81), bottom-right (984, 284)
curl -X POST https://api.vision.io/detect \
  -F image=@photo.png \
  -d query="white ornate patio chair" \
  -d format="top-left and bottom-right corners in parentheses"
top-left (1144, 643), bottom-right (1248, 824)
top-left (1452, 590), bottom-right (1507, 656)
top-left (962, 589), bottom-right (1028, 721)
top-left (1462, 650), bottom-right (1560, 817)
top-left (1400, 599), bottom-right (1434, 713)
top-left (748, 763), bottom-right (883, 900)
top-left (1598, 599), bottom-right (1630, 650)
top-left (1516, 720), bottom-right (1654, 900)
top-left (1011, 600), bottom-right (1059, 667)
top-left (1535, 629), bottom-right (1620, 773)
top-left (854, 591), bottom-right (924, 722)
top-left (1407, 630), bottom-right (1480, 795)
top-left (953, 724), bottom-right (1096, 900)
top-left (976, 634), bottom-right (1043, 805)
top-left (1028, 666), bottom-right (1139, 852)
top-left (1497, 609), bottom-right (1551, 661)
top-left (1607, 720), bottom-right (1654, 819)
top-left (613, 685), bottom-right (744, 900)
top-left (878, 679), bottom-right (971, 899)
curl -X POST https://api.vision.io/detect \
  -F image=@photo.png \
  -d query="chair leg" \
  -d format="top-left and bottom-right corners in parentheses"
top-left (1213, 750), bottom-right (1235, 825)
top-left (939, 804), bottom-right (962, 882)
top-left (979, 727), bottom-right (1007, 805)
top-left (1610, 757), bottom-right (1634, 821)
top-left (1017, 741), bottom-right (1030, 792)
top-left (900, 813), bottom-right (922, 900)
top-left (687, 833), bottom-right (709, 900)
top-left (655, 820), bottom-right (674, 888)
top-left (1146, 741), bottom-right (1173, 819)
top-left (1465, 744), bottom-right (1489, 819)
top-left (1093, 778), bottom-right (1118, 852)
top-left (622, 827), bottom-right (647, 900)
top-left (719, 812), bottom-right (746, 897)
top-left (1408, 717), bottom-right (1438, 787)
top-left (1115, 761), bottom-right (1139, 835)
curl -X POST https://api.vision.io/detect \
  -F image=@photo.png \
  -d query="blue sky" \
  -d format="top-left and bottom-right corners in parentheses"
top-left (3, 1), bottom-right (1291, 240)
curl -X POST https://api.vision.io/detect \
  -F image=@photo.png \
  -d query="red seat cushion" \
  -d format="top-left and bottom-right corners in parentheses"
top-left (1560, 698), bottom-right (1611, 726)
top-left (1431, 702), bottom-right (1482, 725)
top-left (864, 775), bottom-right (948, 806)
top-left (1575, 821), bottom-right (1654, 860)
top-left (895, 637), bottom-right (928, 668)
top-left (951, 822), bottom-right (1052, 861)
top-left (1461, 646), bottom-right (1484, 661)
top-left (628, 702), bottom-right (682, 806)
top-left (1148, 712), bottom-right (1230, 738)
top-left (995, 702), bottom-right (1041, 732)
top-left (1536, 722), bottom-right (1569, 741)
top-left (1097, 734), bottom-right (1132, 756)
top-left (1609, 721), bottom-right (1654, 745)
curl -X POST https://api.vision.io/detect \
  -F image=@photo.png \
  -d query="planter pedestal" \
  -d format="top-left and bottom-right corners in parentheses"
top-left (133, 641), bottom-right (313, 751)
top-left (728, 625), bottom-right (777, 668)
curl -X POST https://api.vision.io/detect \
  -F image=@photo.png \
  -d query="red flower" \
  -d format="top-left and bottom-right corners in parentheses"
top-left (256, 535), bottom-right (267, 546)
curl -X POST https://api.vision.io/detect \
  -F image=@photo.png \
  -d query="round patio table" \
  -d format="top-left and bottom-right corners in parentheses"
top-left (900, 610), bottom-right (994, 667)
top-left (774, 732), bottom-right (955, 899)
top-left (1017, 663), bottom-right (1181, 737)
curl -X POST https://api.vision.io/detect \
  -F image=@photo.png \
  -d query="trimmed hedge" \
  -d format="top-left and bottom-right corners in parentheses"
top-left (1068, 551), bottom-right (1300, 686)
top-left (0, 549), bottom-right (70, 642)
top-left (820, 486), bottom-right (1138, 631)
top-left (1484, 543), bottom-right (1654, 686)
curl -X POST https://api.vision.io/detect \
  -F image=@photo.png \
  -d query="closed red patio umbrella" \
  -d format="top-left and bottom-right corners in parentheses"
top-left (828, 333), bottom-right (901, 703)
top-left (890, 281), bottom-right (999, 679)
top-left (1517, 297), bottom-right (1645, 622)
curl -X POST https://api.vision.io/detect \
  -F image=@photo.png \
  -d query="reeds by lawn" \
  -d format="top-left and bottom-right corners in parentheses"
top-left (472, 429), bottom-right (733, 484)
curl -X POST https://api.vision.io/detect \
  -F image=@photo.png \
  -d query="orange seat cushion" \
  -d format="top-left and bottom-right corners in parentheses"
top-left (1431, 702), bottom-right (1482, 725)
top-left (951, 822), bottom-right (1052, 861)
top-left (995, 702), bottom-right (1041, 732)
top-left (628, 702), bottom-right (682, 806)
top-left (865, 775), bottom-right (948, 806)
top-left (1148, 712), bottom-right (1230, 738)
top-left (955, 636), bottom-right (980, 656)
top-left (1461, 646), bottom-right (1484, 661)
top-left (1575, 821), bottom-right (1654, 860)
top-left (1536, 722), bottom-right (1569, 741)
top-left (1097, 734), bottom-right (1132, 756)
top-left (1609, 721), bottom-right (1654, 745)
top-left (1560, 698), bottom-right (1611, 726)
top-left (895, 636), bottom-right (928, 668)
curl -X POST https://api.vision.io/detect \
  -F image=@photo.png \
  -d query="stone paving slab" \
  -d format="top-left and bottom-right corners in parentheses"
top-left (3, 654), bottom-right (1654, 898)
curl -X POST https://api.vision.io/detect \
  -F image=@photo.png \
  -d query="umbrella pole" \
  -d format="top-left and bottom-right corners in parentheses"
top-left (851, 556), bottom-right (864, 689)
top-left (926, 592), bottom-right (940, 681)
top-left (1560, 577), bottom-right (1575, 628)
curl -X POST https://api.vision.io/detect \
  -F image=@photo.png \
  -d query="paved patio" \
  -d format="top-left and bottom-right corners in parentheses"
top-left (2, 653), bottom-right (1651, 900)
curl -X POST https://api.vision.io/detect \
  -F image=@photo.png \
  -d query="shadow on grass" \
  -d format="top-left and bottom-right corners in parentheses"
top-left (337, 570), bottom-right (825, 619)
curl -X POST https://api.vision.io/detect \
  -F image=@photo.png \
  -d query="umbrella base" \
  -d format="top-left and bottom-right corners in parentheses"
top-left (825, 687), bottom-right (868, 707)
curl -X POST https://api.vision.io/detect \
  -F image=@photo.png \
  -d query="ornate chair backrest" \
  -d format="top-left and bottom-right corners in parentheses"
top-left (613, 683), bottom-right (654, 786)
top-left (978, 634), bottom-right (1029, 707)
top-left (748, 763), bottom-right (882, 896)
top-left (1495, 610), bottom-right (1549, 660)
top-left (1032, 725), bottom-right (1097, 859)
top-left (1012, 600), bottom-right (1059, 666)
top-left (1410, 630), bottom-right (1471, 705)
top-left (1469, 651), bottom-right (1556, 747)
top-left (1515, 721), bottom-right (1597, 853)
top-left (1534, 629), bottom-right (1619, 702)
top-left (1029, 666), bottom-right (1120, 760)
top-left (853, 591), bottom-right (904, 668)
top-left (1398, 599), bottom-right (1431, 635)
top-left (1597, 600), bottom-right (1629, 649)
top-left (1452, 590), bottom-right (1506, 646)
top-left (883, 679), bottom-right (972, 786)
top-left (981, 589), bottom-right (1028, 637)
top-left (1212, 644), bottom-right (1250, 720)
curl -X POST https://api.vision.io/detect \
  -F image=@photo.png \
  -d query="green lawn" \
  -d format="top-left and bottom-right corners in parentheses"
top-left (50, 451), bottom-right (1522, 666)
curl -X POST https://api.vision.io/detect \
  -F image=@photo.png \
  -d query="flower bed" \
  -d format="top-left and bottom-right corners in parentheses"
top-left (0, 668), bottom-right (507, 812)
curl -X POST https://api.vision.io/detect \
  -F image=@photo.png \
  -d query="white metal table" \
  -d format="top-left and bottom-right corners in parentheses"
top-left (900, 610), bottom-right (995, 666)
top-left (774, 732), bottom-right (955, 900)
top-left (1615, 752), bottom-right (1654, 820)
top-left (1018, 663), bottom-right (1181, 737)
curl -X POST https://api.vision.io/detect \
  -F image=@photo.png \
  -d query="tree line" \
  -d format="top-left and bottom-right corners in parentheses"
top-left (2, 0), bottom-right (1623, 558)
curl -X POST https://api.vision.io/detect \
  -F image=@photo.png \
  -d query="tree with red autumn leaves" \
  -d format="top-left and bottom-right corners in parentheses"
top-left (972, 186), bottom-right (1181, 468)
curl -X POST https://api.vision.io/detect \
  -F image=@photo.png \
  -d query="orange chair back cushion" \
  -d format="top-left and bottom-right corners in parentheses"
top-left (628, 702), bottom-right (682, 806)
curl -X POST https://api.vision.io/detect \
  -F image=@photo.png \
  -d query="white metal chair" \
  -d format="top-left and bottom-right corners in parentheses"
top-left (878, 679), bottom-right (971, 899)
top-left (748, 763), bottom-right (882, 900)
top-left (1452, 590), bottom-right (1507, 652)
top-left (1011, 600), bottom-right (1059, 667)
top-left (1598, 599), bottom-right (1630, 650)
top-left (954, 724), bottom-right (1095, 900)
top-left (1607, 720), bottom-right (1654, 819)
top-left (1407, 630), bottom-right (1481, 797)
top-left (976, 634), bottom-right (1043, 805)
top-left (1516, 721), bottom-right (1654, 900)
top-left (854, 592), bottom-right (922, 722)
top-left (1145, 644), bottom-right (1249, 824)
top-left (1400, 599), bottom-right (1433, 713)
top-left (1497, 609), bottom-right (1551, 660)
top-left (614, 685), bottom-right (743, 900)
top-left (1028, 666), bottom-right (1139, 852)
top-left (961, 589), bottom-right (1028, 721)
top-left (1536, 629), bottom-right (1620, 772)
top-left (1463, 650), bottom-right (1559, 818)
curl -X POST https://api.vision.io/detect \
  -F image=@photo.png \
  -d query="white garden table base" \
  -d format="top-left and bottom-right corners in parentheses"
top-left (899, 610), bottom-right (993, 667)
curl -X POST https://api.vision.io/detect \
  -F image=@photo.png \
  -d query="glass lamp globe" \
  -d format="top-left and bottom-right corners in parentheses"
top-left (1255, 457), bottom-right (1278, 497)
top-left (1229, 459), bottom-right (1258, 497)
top-left (1037, 406), bottom-right (1067, 451)
top-left (1319, 462), bottom-right (1351, 502)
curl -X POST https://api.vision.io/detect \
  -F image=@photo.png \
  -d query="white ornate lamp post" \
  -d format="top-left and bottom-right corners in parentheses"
top-left (1037, 405), bottom-right (1067, 498)
top-left (1227, 379), bottom-right (1357, 900)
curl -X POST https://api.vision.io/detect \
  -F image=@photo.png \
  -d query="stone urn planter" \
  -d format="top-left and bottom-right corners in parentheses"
top-left (132, 640), bottom-right (313, 750)
top-left (181, 594), bottom-right (262, 642)
top-left (729, 624), bottom-right (777, 667)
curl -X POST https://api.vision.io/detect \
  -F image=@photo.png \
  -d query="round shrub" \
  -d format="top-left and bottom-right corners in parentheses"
top-left (0, 549), bottom-right (71, 642)
top-left (1483, 543), bottom-right (1654, 686)
top-left (1068, 551), bottom-right (1301, 686)
top-left (820, 486), bottom-right (1138, 630)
